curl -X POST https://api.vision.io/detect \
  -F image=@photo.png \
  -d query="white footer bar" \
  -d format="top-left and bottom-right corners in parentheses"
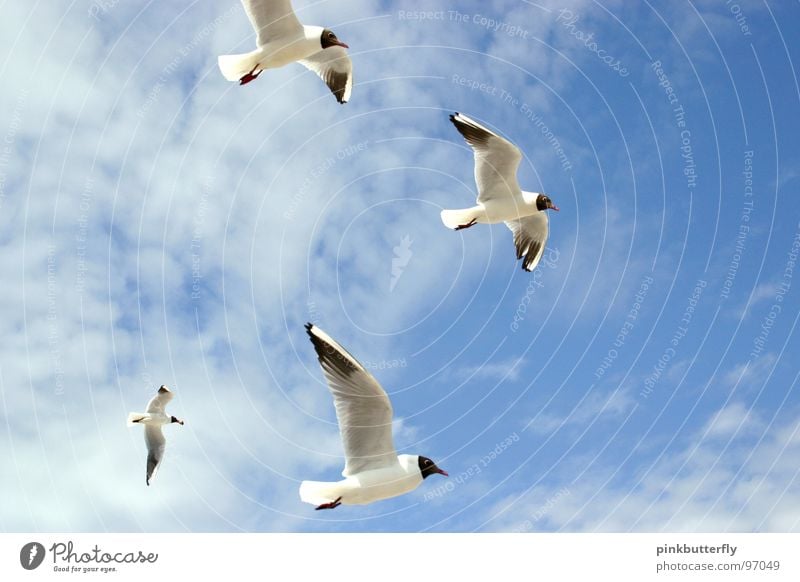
top-left (2, 533), bottom-right (798, 580)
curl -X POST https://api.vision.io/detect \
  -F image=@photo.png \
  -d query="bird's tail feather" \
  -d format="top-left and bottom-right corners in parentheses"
top-left (441, 207), bottom-right (481, 230)
top-left (299, 480), bottom-right (340, 506)
top-left (218, 49), bottom-right (262, 82)
top-left (127, 412), bottom-right (146, 426)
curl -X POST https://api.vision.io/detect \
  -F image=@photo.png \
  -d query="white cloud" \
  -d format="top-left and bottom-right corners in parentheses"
top-left (703, 401), bottom-right (764, 438)
top-left (1, 0), bottom-right (593, 532)
top-left (721, 353), bottom-right (777, 390)
top-left (484, 406), bottom-right (800, 532)
top-left (4, 0), bottom-right (789, 536)
top-left (458, 357), bottom-right (526, 383)
top-left (732, 281), bottom-right (779, 320)
top-left (525, 384), bottom-right (635, 434)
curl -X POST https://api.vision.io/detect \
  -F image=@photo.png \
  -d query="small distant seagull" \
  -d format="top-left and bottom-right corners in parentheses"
top-left (300, 324), bottom-right (447, 509)
top-left (441, 112), bottom-right (559, 272)
top-left (219, 0), bottom-right (353, 103)
top-left (127, 385), bottom-right (184, 486)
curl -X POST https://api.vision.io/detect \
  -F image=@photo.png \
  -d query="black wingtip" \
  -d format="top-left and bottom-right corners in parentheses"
top-left (305, 325), bottom-right (360, 377)
top-left (449, 113), bottom-right (458, 124)
top-left (305, 323), bottom-right (320, 344)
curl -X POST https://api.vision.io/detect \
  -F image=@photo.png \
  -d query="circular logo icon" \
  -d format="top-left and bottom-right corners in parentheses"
top-left (20, 542), bottom-right (46, 570)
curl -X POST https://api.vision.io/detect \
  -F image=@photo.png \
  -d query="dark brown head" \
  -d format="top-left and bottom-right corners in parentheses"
top-left (536, 194), bottom-right (559, 212)
top-left (320, 29), bottom-right (348, 49)
top-left (158, 385), bottom-right (170, 394)
top-left (418, 456), bottom-right (448, 479)
top-left (171, 415), bottom-right (184, 426)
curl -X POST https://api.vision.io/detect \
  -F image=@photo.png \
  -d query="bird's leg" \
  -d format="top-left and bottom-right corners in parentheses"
top-left (239, 65), bottom-right (262, 86)
top-left (454, 218), bottom-right (478, 231)
top-left (314, 496), bottom-right (343, 510)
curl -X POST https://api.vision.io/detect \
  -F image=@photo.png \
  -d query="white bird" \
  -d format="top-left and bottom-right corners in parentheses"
top-left (219, 0), bottom-right (353, 103)
top-left (127, 385), bottom-right (184, 486)
top-left (441, 112), bottom-right (560, 272)
top-left (299, 324), bottom-right (448, 510)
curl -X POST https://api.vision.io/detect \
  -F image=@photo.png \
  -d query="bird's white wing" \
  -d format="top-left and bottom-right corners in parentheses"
top-left (299, 46), bottom-right (353, 104)
top-left (505, 212), bottom-right (550, 272)
top-left (144, 425), bottom-right (166, 486)
top-left (450, 112), bottom-right (522, 204)
top-left (145, 387), bottom-right (173, 414)
top-left (306, 324), bottom-right (397, 476)
top-left (241, 0), bottom-right (303, 47)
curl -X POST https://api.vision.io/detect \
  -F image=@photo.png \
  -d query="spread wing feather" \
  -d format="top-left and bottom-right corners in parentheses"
top-left (306, 324), bottom-right (397, 476)
top-left (241, 0), bottom-right (303, 47)
top-left (450, 112), bottom-right (522, 204)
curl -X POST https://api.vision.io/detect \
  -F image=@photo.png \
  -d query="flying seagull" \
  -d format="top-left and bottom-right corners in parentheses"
top-left (127, 385), bottom-right (184, 486)
top-left (218, 0), bottom-right (353, 103)
top-left (441, 112), bottom-right (559, 272)
top-left (299, 324), bottom-right (447, 509)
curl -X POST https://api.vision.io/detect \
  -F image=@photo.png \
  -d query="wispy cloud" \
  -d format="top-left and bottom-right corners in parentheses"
top-left (525, 384), bottom-right (635, 434)
top-left (458, 357), bottom-right (526, 383)
top-left (703, 401), bottom-right (764, 438)
top-left (486, 407), bottom-right (800, 532)
top-left (2, 0), bottom-right (799, 536)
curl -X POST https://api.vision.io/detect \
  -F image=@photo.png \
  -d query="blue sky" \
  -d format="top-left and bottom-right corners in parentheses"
top-left (1, 0), bottom-right (799, 532)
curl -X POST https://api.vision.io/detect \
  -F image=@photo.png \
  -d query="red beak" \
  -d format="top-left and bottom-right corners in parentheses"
top-left (438, 469), bottom-right (449, 477)
top-left (551, 205), bottom-right (560, 212)
top-left (337, 41), bottom-right (349, 49)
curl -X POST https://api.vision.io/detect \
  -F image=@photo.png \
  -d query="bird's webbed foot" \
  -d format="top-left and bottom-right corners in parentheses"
top-left (314, 496), bottom-right (343, 510)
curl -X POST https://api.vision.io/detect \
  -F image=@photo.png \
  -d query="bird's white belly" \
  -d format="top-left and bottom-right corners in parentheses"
top-left (478, 198), bottom-right (537, 224)
top-left (139, 412), bottom-right (169, 426)
top-left (342, 467), bottom-right (423, 505)
top-left (258, 38), bottom-right (318, 69)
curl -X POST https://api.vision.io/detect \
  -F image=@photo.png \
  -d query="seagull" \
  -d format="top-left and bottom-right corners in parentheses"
top-left (441, 112), bottom-right (560, 272)
top-left (127, 385), bottom-right (184, 486)
top-left (299, 324), bottom-right (447, 509)
top-left (218, 0), bottom-right (353, 103)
